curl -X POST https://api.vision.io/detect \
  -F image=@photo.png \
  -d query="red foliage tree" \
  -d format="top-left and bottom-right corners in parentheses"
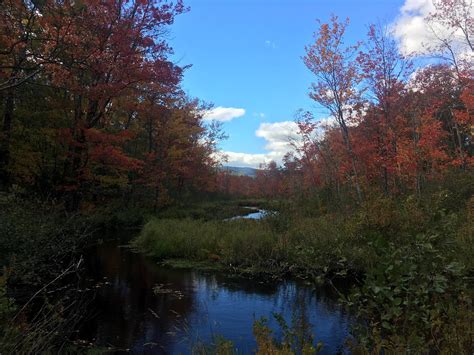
top-left (42, 0), bottom-right (186, 209)
top-left (303, 16), bottom-right (363, 201)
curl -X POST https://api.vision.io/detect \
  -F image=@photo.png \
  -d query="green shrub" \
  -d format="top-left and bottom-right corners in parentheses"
top-left (347, 234), bottom-right (472, 353)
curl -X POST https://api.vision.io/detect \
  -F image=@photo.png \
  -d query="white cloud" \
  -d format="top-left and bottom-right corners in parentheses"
top-left (317, 116), bottom-right (337, 128)
top-left (218, 116), bottom-right (351, 168)
top-left (203, 106), bottom-right (245, 122)
top-left (219, 151), bottom-right (278, 168)
top-left (392, 0), bottom-right (474, 56)
top-left (401, 0), bottom-right (434, 13)
top-left (392, 0), bottom-right (436, 55)
top-left (256, 121), bottom-right (300, 155)
top-left (218, 121), bottom-right (301, 168)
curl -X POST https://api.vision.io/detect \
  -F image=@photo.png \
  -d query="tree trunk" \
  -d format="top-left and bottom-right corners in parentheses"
top-left (153, 184), bottom-right (160, 212)
top-left (340, 122), bottom-right (362, 203)
top-left (63, 95), bottom-right (87, 211)
top-left (64, 126), bottom-right (86, 212)
top-left (450, 109), bottom-right (466, 170)
top-left (0, 87), bottom-right (15, 189)
top-left (411, 112), bottom-right (422, 199)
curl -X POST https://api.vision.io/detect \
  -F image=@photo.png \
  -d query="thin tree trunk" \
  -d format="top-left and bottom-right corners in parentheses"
top-left (450, 108), bottom-right (466, 170)
top-left (340, 122), bottom-right (362, 203)
top-left (0, 87), bottom-right (15, 189)
top-left (63, 95), bottom-right (86, 211)
top-left (411, 112), bottom-right (422, 199)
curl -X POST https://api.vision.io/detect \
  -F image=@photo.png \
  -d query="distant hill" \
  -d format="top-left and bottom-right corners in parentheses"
top-left (221, 166), bottom-right (258, 177)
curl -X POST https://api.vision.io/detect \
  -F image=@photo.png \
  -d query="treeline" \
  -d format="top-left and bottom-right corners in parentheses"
top-left (2, 1), bottom-right (471, 210)
top-left (0, 0), bottom-right (226, 211)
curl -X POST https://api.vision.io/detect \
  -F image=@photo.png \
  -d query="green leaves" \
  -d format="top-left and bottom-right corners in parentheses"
top-left (347, 233), bottom-right (469, 352)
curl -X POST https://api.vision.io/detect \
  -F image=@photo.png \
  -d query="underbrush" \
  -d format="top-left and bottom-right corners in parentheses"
top-left (0, 196), bottom-right (92, 353)
top-left (134, 192), bottom-right (473, 278)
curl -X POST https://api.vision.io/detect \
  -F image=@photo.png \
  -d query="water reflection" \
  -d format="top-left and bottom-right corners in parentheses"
top-left (79, 241), bottom-right (351, 354)
top-left (227, 207), bottom-right (269, 220)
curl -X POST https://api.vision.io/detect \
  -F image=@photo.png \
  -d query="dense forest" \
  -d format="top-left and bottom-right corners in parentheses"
top-left (0, 0), bottom-right (473, 353)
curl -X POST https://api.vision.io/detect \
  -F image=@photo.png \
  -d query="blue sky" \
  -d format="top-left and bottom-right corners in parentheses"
top-left (168, 0), bottom-right (422, 167)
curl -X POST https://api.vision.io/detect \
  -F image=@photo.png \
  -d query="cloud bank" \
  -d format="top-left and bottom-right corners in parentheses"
top-left (221, 121), bottom-right (301, 168)
top-left (392, 0), bottom-right (437, 55)
top-left (392, 0), bottom-right (474, 56)
top-left (256, 121), bottom-right (300, 155)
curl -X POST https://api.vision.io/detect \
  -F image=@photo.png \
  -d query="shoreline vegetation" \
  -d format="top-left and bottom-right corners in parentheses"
top-left (130, 177), bottom-right (473, 353)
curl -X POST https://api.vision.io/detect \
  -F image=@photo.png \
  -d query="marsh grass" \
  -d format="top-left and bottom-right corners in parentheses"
top-left (132, 212), bottom-right (383, 278)
top-left (132, 218), bottom-right (284, 275)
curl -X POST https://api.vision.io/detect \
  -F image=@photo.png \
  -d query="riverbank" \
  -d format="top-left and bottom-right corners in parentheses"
top-left (132, 193), bottom-right (474, 353)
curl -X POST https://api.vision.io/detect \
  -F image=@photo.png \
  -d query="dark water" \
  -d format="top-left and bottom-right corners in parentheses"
top-left (78, 239), bottom-right (352, 354)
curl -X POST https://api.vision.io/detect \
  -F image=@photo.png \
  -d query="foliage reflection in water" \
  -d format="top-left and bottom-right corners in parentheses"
top-left (79, 240), bottom-right (352, 354)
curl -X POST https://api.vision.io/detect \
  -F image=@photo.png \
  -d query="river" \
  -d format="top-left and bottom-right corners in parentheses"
top-left (77, 211), bottom-right (352, 354)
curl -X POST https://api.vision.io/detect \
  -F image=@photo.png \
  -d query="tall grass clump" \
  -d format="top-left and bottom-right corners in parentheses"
top-left (133, 218), bottom-right (284, 274)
